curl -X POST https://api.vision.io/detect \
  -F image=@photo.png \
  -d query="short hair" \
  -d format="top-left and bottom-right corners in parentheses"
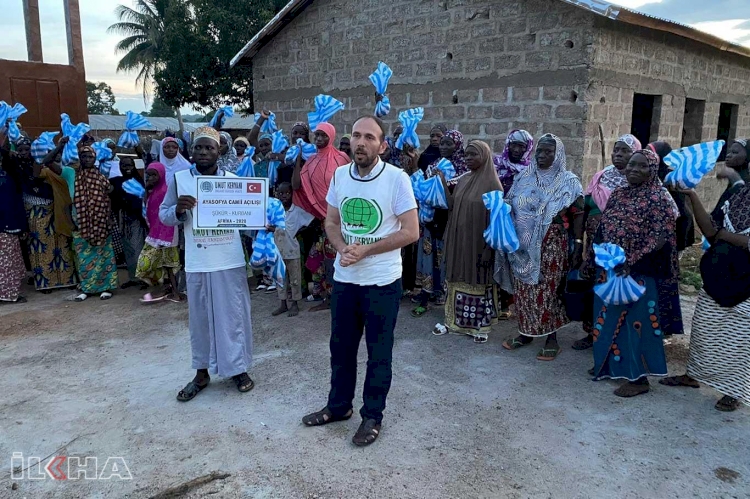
top-left (277, 181), bottom-right (292, 191)
top-left (353, 115), bottom-right (387, 142)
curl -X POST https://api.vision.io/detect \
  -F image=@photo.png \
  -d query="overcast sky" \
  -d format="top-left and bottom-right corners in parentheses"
top-left (0, 0), bottom-right (748, 114)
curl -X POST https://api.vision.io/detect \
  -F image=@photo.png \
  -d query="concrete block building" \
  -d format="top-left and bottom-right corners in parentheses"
top-left (230, 0), bottom-right (750, 196)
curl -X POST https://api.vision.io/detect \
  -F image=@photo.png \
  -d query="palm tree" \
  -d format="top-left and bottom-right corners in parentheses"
top-left (108, 0), bottom-right (185, 131)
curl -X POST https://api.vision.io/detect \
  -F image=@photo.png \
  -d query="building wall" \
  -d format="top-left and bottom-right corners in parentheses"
top-left (583, 18), bottom-right (750, 206)
top-left (252, 0), bottom-right (594, 173)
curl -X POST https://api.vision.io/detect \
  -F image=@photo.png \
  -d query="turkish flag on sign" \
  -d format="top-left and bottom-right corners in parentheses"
top-left (247, 182), bottom-right (261, 193)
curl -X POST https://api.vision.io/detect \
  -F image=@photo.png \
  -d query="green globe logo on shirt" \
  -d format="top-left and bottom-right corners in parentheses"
top-left (340, 197), bottom-right (383, 235)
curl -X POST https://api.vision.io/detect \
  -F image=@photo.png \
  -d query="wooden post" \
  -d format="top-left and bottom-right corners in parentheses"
top-left (22, 0), bottom-right (43, 62)
top-left (64, 0), bottom-right (85, 71)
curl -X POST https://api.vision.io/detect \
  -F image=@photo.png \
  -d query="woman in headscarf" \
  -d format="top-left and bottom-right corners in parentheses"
top-left (492, 129), bottom-right (534, 319)
top-left (499, 134), bottom-right (584, 361)
top-left (436, 140), bottom-right (503, 342)
top-left (0, 131), bottom-right (28, 303)
top-left (589, 149), bottom-right (675, 397)
top-left (234, 136), bottom-right (250, 162)
top-left (69, 146), bottom-right (119, 301)
top-left (411, 130), bottom-right (467, 317)
top-left (4, 134), bottom-right (77, 293)
top-left (417, 125), bottom-right (448, 173)
top-left (339, 134), bottom-right (353, 159)
top-left (110, 156), bottom-right (147, 288)
top-left (650, 141), bottom-right (695, 254)
top-left (293, 122), bottom-right (350, 311)
top-left (158, 137), bottom-right (192, 187)
top-left (573, 134), bottom-right (641, 351)
top-left (136, 162), bottom-right (182, 303)
top-left (291, 122), bottom-right (311, 143)
top-left (660, 138), bottom-right (750, 411)
top-left (217, 132), bottom-right (240, 173)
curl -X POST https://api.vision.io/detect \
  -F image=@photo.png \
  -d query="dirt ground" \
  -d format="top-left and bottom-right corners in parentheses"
top-left (1, 272), bottom-right (748, 499)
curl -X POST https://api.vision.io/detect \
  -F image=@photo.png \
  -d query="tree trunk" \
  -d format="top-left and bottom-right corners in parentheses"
top-left (176, 107), bottom-right (185, 137)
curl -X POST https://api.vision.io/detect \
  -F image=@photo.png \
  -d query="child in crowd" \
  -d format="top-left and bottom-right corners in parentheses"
top-left (270, 182), bottom-right (313, 317)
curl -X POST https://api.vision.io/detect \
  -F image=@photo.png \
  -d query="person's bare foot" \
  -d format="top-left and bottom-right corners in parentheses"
top-left (288, 302), bottom-right (300, 317)
top-left (272, 301), bottom-right (288, 316)
top-left (309, 299), bottom-right (329, 312)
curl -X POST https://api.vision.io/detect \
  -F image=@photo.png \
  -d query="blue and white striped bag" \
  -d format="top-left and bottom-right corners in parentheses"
top-left (60, 113), bottom-right (91, 165)
top-left (663, 140), bottom-right (724, 189)
top-left (395, 107), bottom-right (424, 150)
top-left (369, 62), bottom-right (393, 118)
top-left (701, 236), bottom-right (711, 252)
top-left (236, 151), bottom-right (256, 177)
top-left (209, 106), bottom-right (234, 128)
top-left (30, 131), bottom-right (59, 164)
top-left (268, 130), bottom-right (289, 186)
top-left (308, 94), bottom-right (345, 130)
top-left (251, 198), bottom-right (287, 287)
top-left (118, 111), bottom-right (151, 148)
top-left (285, 138), bottom-right (317, 164)
top-left (2, 102), bottom-right (28, 141)
top-left (593, 243), bottom-right (646, 305)
top-left (483, 190), bottom-right (519, 253)
top-left (253, 112), bottom-right (278, 133)
top-left (122, 178), bottom-right (146, 199)
top-left (92, 141), bottom-right (113, 162)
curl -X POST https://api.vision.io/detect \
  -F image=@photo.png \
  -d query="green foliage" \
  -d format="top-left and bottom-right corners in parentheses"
top-left (86, 81), bottom-right (120, 115)
top-left (680, 270), bottom-right (703, 290)
top-left (148, 96), bottom-right (176, 117)
top-left (154, 0), bottom-right (282, 111)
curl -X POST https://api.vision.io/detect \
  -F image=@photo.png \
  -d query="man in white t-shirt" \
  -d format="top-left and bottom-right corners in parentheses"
top-left (302, 116), bottom-right (419, 447)
top-left (159, 126), bottom-right (255, 401)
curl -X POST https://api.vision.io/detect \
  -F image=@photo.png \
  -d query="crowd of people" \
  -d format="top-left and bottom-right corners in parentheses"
top-left (1, 107), bottom-right (748, 446)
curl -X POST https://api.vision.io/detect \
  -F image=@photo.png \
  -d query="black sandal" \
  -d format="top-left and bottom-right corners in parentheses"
top-left (302, 407), bottom-right (353, 426)
top-left (176, 378), bottom-right (209, 402)
top-left (352, 418), bottom-right (381, 447)
top-left (232, 373), bottom-right (255, 393)
top-left (572, 335), bottom-right (594, 351)
top-left (715, 395), bottom-right (740, 412)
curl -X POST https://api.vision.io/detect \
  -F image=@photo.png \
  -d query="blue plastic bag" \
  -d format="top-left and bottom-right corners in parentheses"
top-left (285, 138), bottom-right (317, 164)
top-left (122, 179), bottom-right (146, 199)
top-left (663, 140), bottom-right (724, 189)
top-left (2, 102), bottom-right (28, 141)
top-left (118, 111), bottom-right (151, 148)
top-left (593, 243), bottom-right (647, 305)
top-left (236, 152), bottom-right (256, 177)
top-left (369, 62), bottom-right (393, 118)
top-left (308, 95), bottom-right (345, 131)
top-left (30, 131), bottom-right (59, 164)
top-left (483, 190), bottom-right (519, 253)
top-left (251, 198), bottom-right (287, 287)
top-left (60, 113), bottom-right (91, 165)
top-left (209, 106), bottom-right (234, 128)
top-left (268, 130), bottom-right (289, 186)
top-left (395, 107), bottom-right (424, 150)
top-left (253, 112), bottom-right (278, 134)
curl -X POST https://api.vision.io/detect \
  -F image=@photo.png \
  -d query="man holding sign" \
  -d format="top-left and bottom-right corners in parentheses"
top-left (159, 126), bottom-right (255, 401)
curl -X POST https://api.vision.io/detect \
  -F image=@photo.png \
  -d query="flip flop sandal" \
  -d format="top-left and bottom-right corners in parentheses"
top-left (715, 396), bottom-right (740, 412)
top-left (100, 292), bottom-right (113, 300)
top-left (502, 337), bottom-right (530, 350)
top-left (176, 380), bottom-right (209, 402)
top-left (432, 323), bottom-right (449, 336)
top-left (140, 293), bottom-right (166, 304)
top-left (74, 293), bottom-right (88, 302)
top-left (658, 376), bottom-right (700, 388)
top-left (572, 336), bottom-right (594, 351)
top-left (537, 345), bottom-right (561, 361)
top-left (473, 334), bottom-right (488, 343)
top-left (411, 305), bottom-right (429, 318)
top-left (256, 284), bottom-right (267, 291)
top-left (498, 311), bottom-right (512, 320)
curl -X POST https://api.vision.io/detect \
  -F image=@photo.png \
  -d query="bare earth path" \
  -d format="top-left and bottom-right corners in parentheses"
top-left (1, 275), bottom-right (748, 498)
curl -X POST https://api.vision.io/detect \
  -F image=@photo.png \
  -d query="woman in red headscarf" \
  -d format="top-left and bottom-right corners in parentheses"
top-left (292, 122), bottom-right (351, 311)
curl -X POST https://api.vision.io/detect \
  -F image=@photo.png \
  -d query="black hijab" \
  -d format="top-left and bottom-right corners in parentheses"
top-left (417, 124), bottom-right (448, 172)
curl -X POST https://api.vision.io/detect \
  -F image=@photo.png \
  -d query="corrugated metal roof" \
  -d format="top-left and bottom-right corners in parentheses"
top-left (88, 115), bottom-right (256, 132)
top-left (230, 0), bottom-right (750, 66)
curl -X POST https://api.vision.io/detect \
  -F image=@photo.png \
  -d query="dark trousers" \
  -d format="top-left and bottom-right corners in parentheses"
top-left (327, 278), bottom-right (402, 423)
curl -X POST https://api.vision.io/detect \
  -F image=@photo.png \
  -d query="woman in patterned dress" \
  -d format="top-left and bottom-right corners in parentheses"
top-left (438, 140), bottom-right (502, 342)
top-left (498, 134), bottom-right (584, 361)
top-left (660, 139), bottom-right (750, 411)
top-left (411, 130), bottom-right (467, 317)
top-left (589, 149), bottom-right (675, 397)
top-left (69, 146), bottom-right (119, 301)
